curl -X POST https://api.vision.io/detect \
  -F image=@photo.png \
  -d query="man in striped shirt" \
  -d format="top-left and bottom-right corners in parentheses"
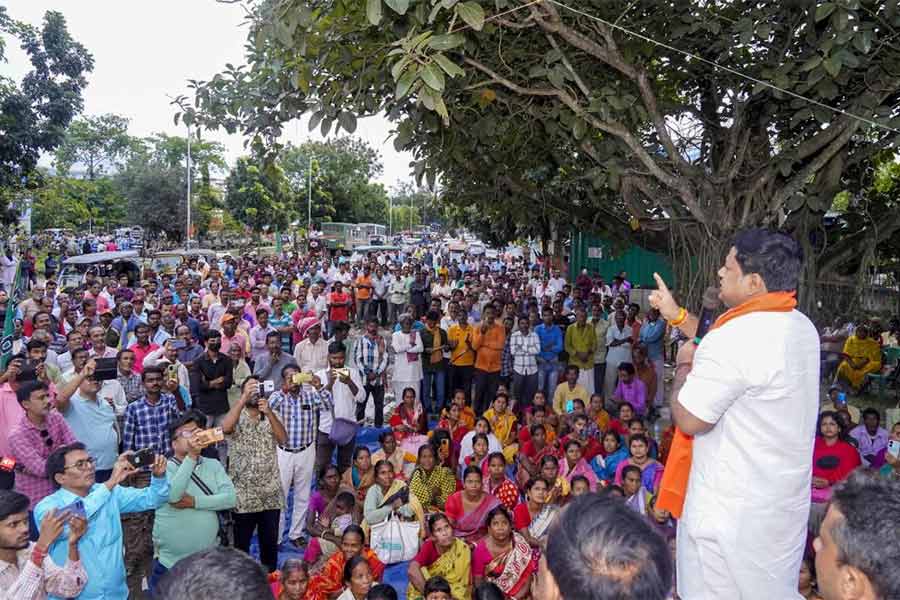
top-left (353, 318), bottom-right (388, 427)
top-left (268, 364), bottom-right (333, 547)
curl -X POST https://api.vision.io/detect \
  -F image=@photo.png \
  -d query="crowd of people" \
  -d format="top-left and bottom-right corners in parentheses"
top-left (0, 237), bottom-right (898, 600)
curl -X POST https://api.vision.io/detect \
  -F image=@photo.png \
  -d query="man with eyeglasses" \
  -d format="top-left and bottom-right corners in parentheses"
top-left (35, 442), bottom-right (169, 600)
top-left (7, 381), bottom-right (78, 537)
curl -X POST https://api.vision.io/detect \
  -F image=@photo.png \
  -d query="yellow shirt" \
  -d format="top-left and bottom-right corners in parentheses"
top-left (552, 382), bottom-right (590, 415)
top-left (448, 324), bottom-right (476, 367)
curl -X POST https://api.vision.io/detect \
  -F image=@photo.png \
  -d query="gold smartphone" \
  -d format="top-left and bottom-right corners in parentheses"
top-left (194, 427), bottom-right (224, 447)
top-left (293, 372), bottom-right (313, 385)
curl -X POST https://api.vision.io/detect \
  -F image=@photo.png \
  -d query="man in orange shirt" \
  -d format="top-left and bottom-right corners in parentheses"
top-left (354, 266), bottom-right (373, 326)
top-left (472, 304), bottom-right (506, 416)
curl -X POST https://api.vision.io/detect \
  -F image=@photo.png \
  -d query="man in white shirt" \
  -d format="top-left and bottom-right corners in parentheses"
top-left (314, 342), bottom-right (365, 476)
top-left (650, 229), bottom-right (818, 600)
top-left (293, 320), bottom-right (328, 373)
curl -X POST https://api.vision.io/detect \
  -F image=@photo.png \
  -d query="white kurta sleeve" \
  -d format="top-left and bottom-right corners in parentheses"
top-left (678, 330), bottom-right (747, 425)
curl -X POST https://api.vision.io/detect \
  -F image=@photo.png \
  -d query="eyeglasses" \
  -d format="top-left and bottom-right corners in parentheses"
top-left (39, 429), bottom-right (53, 447)
top-left (63, 457), bottom-right (95, 471)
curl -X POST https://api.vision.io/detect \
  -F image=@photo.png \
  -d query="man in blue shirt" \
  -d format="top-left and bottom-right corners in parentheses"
top-left (35, 442), bottom-right (170, 600)
top-left (535, 309), bottom-right (564, 400)
top-left (638, 308), bottom-right (666, 409)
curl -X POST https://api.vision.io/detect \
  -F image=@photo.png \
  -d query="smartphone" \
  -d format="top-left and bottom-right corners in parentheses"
top-left (262, 380), bottom-right (275, 396)
top-left (334, 368), bottom-right (350, 379)
top-left (889, 439), bottom-right (900, 458)
top-left (293, 372), bottom-right (313, 385)
top-left (194, 427), bottom-right (224, 448)
top-left (565, 399), bottom-right (575, 413)
top-left (57, 499), bottom-right (86, 521)
top-left (836, 391), bottom-right (848, 405)
top-left (127, 448), bottom-right (155, 468)
top-left (166, 364), bottom-right (179, 380)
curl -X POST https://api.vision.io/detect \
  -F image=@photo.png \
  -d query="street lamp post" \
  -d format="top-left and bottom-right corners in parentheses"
top-left (388, 195), bottom-right (393, 237)
top-left (307, 155), bottom-right (312, 236)
top-left (186, 126), bottom-right (192, 245)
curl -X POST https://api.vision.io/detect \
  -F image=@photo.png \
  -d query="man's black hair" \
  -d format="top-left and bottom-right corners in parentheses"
top-left (334, 491), bottom-right (356, 509)
top-left (265, 330), bottom-right (281, 343)
top-left (205, 328), bottom-right (222, 341)
top-left (828, 471), bottom-right (900, 599)
top-left (545, 494), bottom-right (672, 600)
top-left (366, 584), bottom-right (399, 600)
top-left (328, 341), bottom-right (346, 355)
top-left (473, 582), bottom-right (505, 600)
top-left (46, 442), bottom-right (87, 489)
top-left (0, 489), bottom-right (30, 521)
top-left (618, 362), bottom-right (635, 376)
top-left (156, 546), bottom-right (270, 600)
top-left (16, 380), bottom-right (47, 405)
top-left (25, 339), bottom-right (47, 352)
top-left (732, 228), bottom-right (803, 292)
top-left (280, 363), bottom-right (299, 380)
top-left (861, 407), bottom-right (880, 423)
top-left (142, 365), bottom-right (164, 381)
top-left (168, 409), bottom-right (206, 439)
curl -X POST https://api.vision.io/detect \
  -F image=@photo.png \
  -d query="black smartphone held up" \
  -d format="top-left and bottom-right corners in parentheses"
top-left (127, 448), bottom-right (155, 469)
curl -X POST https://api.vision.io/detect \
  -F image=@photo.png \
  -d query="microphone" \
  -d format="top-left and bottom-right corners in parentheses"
top-left (694, 287), bottom-right (721, 344)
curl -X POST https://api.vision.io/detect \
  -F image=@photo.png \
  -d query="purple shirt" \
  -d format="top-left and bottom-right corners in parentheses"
top-left (849, 424), bottom-right (889, 467)
top-left (614, 378), bottom-right (647, 416)
top-left (8, 412), bottom-right (78, 509)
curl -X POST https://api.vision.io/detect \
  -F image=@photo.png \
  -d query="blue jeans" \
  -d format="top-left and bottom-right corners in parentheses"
top-left (422, 369), bottom-right (447, 415)
top-left (147, 558), bottom-right (169, 596)
top-left (537, 359), bottom-right (560, 400)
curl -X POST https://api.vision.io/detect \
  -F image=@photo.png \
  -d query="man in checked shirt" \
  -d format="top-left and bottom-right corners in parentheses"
top-left (268, 364), bottom-right (332, 548)
top-left (120, 365), bottom-right (182, 598)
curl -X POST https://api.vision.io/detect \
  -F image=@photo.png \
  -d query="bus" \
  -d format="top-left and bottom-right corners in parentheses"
top-left (358, 222), bottom-right (387, 245)
top-left (319, 222), bottom-right (368, 251)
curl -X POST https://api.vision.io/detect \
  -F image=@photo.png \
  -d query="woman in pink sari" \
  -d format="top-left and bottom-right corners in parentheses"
top-left (558, 439), bottom-right (600, 492)
top-left (473, 505), bottom-right (537, 599)
top-left (389, 386), bottom-right (430, 457)
top-left (444, 466), bottom-right (501, 545)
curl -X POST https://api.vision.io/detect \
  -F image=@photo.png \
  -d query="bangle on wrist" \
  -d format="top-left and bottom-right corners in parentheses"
top-left (670, 307), bottom-right (688, 327)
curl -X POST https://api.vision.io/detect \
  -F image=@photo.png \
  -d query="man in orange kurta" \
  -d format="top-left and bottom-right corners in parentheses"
top-left (471, 304), bottom-right (506, 417)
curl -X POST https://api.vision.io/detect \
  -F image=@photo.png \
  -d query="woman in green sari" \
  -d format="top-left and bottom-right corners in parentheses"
top-left (408, 513), bottom-right (472, 600)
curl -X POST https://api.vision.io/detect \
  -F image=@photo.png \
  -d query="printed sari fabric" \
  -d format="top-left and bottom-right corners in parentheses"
top-left (559, 457), bottom-right (600, 492)
top-left (409, 466), bottom-right (458, 511)
top-left (837, 335), bottom-right (882, 389)
top-left (485, 477), bottom-right (521, 511)
top-left (305, 547), bottom-right (385, 600)
top-left (407, 538), bottom-right (472, 600)
top-left (445, 491), bottom-right (501, 544)
top-left (342, 465), bottom-right (376, 504)
top-left (473, 532), bottom-right (537, 598)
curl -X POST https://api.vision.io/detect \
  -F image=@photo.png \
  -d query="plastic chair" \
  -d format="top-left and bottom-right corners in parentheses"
top-left (866, 346), bottom-right (900, 401)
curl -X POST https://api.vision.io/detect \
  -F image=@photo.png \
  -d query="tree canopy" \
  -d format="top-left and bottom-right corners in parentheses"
top-left (178, 0), bottom-right (900, 307)
top-left (0, 7), bottom-right (93, 223)
top-left (53, 114), bottom-right (134, 179)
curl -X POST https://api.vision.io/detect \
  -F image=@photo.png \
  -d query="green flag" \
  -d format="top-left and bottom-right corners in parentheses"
top-left (0, 261), bottom-right (24, 370)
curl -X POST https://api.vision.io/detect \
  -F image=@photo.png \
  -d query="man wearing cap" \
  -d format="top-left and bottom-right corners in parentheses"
top-left (293, 319), bottom-right (329, 374)
top-left (220, 313), bottom-right (250, 357)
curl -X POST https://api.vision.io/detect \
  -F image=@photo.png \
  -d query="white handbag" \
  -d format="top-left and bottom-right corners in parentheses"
top-left (369, 511), bottom-right (420, 564)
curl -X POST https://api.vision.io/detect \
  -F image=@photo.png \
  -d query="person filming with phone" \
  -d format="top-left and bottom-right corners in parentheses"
top-left (34, 442), bottom-right (169, 600)
top-left (0, 488), bottom-right (89, 600)
top-left (648, 229), bottom-right (819, 599)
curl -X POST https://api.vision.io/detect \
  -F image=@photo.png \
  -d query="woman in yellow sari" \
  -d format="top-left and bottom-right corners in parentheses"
top-left (482, 393), bottom-right (519, 465)
top-left (409, 443), bottom-right (458, 512)
top-left (836, 325), bottom-right (881, 392)
top-left (407, 513), bottom-right (472, 600)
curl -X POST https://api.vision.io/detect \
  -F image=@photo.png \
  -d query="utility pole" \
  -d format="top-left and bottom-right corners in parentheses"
top-left (307, 155), bottom-right (312, 236)
top-left (388, 195), bottom-right (393, 237)
top-left (186, 126), bottom-right (192, 246)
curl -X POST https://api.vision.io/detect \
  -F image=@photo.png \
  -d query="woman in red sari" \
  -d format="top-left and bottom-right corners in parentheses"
top-left (390, 386), bottom-right (430, 457)
top-left (438, 402), bottom-right (470, 446)
top-left (516, 424), bottom-right (557, 489)
top-left (484, 452), bottom-right (520, 511)
top-left (305, 525), bottom-right (384, 600)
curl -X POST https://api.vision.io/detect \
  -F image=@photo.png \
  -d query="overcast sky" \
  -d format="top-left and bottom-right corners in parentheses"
top-left (2, 1), bottom-right (414, 189)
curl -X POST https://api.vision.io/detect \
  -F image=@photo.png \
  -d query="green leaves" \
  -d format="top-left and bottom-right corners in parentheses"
top-left (421, 62), bottom-right (446, 91)
top-left (338, 111), bottom-right (358, 134)
top-left (428, 33), bottom-right (466, 51)
top-left (366, 0), bottom-right (383, 25)
top-left (433, 53), bottom-right (465, 78)
top-left (822, 56), bottom-right (841, 78)
top-left (396, 67), bottom-right (418, 98)
top-left (456, 2), bottom-right (485, 31)
top-left (384, 0), bottom-right (410, 15)
top-left (799, 55), bottom-right (822, 71)
top-left (815, 3), bottom-right (836, 21)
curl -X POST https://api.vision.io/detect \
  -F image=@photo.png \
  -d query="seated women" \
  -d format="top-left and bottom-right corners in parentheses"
top-left (371, 430), bottom-right (412, 480)
top-left (407, 513), bottom-right (472, 600)
top-left (645, 494), bottom-right (676, 542)
top-left (517, 406), bottom-right (556, 446)
top-left (305, 491), bottom-right (359, 567)
top-left (484, 452), bottom-right (520, 511)
top-left (558, 439), bottom-right (600, 492)
top-left (812, 411), bottom-right (861, 503)
top-left (438, 397), bottom-right (471, 446)
top-left (343, 447), bottom-right (376, 504)
top-left (390, 386), bottom-right (430, 457)
top-left (445, 466), bottom-right (502, 544)
top-left (523, 390), bottom-right (558, 432)
top-left (606, 402), bottom-right (635, 438)
top-left (835, 324), bottom-right (882, 394)
top-left (539, 455), bottom-right (570, 505)
top-left (305, 525), bottom-right (385, 600)
top-left (513, 477), bottom-right (558, 552)
top-left (336, 555), bottom-right (374, 600)
top-left (591, 431), bottom-right (628, 482)
top-left (460, 418), bottom-right (503, 464)
top-left (305, 465), bottom-right (361, 565)
top-left (587, 393), bottom-right (610, 434)
top-left (517, 424), bottom-right (556, 488)
top-left (472, 506), bottom-right (538, 599)
top-left (462, 433), bottom-right (491, 478)
top-left (447, 388), bottom-right (476, 429)
top-left (621, 465), bottom-right (652, 515)
top-left (268, 559), bottom-right (309, 600)
top-left (613, 434), bottom-right (662, 495)
top-left (409, 443), bottom-right (458, 512)
top-left (364, 460), bottom-right (425, 534)
top-left (872, 421), bottom-right (900, 476)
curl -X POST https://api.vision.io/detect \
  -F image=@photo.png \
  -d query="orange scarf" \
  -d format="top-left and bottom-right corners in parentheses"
top-left (656, 291), bottom-right (797, 518)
